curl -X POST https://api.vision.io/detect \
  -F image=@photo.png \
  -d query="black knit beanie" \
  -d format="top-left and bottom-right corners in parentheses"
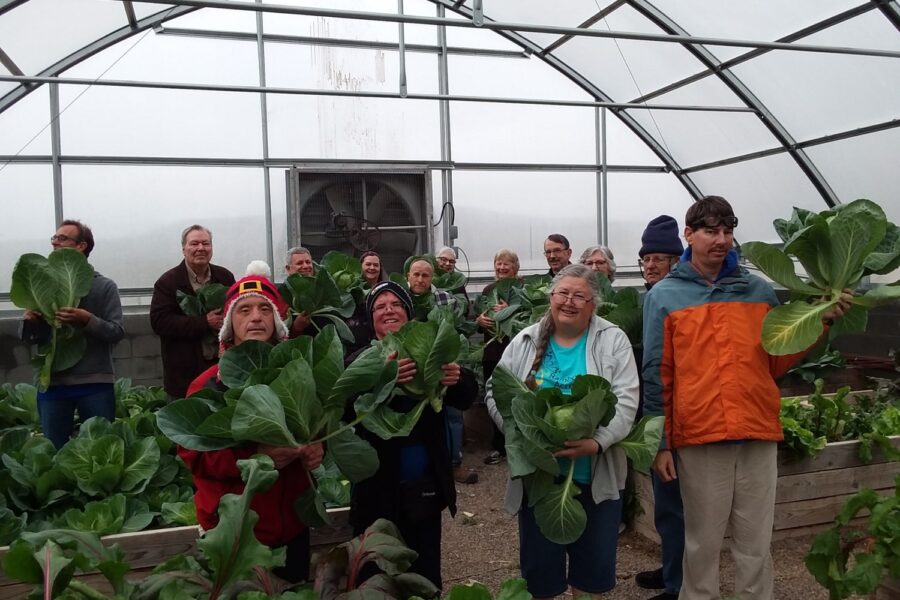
top-left (639, 215), bottom-right (685, 258)
top-left (366, 281), bottom-right (413, 325)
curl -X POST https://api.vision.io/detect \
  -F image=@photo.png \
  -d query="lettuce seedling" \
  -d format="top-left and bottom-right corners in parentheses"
top-left (10, 248), bottom-right (94, 391)
top-left (743, 199), bottom-right (900, 355)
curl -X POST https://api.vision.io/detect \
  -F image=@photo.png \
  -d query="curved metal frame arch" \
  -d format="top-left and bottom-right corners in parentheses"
top-left (627, 0), bottom-right (839, 208)
top-left (432, 0), bottom-right (703, 200)
top-left (0, 5), bottom-right (198, 114)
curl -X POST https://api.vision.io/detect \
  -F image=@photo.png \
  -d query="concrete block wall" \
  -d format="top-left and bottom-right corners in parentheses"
top-left (0, 311), bottom-right (164, 387)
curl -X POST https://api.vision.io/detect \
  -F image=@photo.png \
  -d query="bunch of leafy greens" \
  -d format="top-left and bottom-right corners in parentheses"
top-left (593, 274), bottom-right (643, 348)
top-left (0, 381), bottom-right (38, 431)
top-left (313, 518), bottom-right (438, 600)
top-left (10, 248), bottom-right (95, 391)
top-left (156, 325), bottom-right (400, 525)
top-left (114, 377), bottom-right (169, 420)
top-left (786, 345), bottom-right (845, 384)
top-left (742, 199), bottom-right (900, 355)
top-left (805, 475), bottom-right (900, 599)
top-left (319, 251), bottom-right (364, 295)
top-left (376, 312), bottom-right (464, 414)
top-left (0, 414), bottom-right (195, 544)
top-left (779, 378), bottom-right (900, 463)
top-left (282, 269), bottom-right (357, 343)
top-left (473, 275), bottom-right (552, 348)
top-left (490, 366), bottom-right (663, 544)
top-left (177, 283), bottom-right (228, 316)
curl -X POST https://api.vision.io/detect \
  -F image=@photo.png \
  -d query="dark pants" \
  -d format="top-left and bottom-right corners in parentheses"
top-left (37, 385), bottom-right (115, 449)
top-left (354, 513), bottom-right (443, 590)
top-left (652, 467), bottom-right (685, 594)
top-left (273, 529), bottom-right (311, 583)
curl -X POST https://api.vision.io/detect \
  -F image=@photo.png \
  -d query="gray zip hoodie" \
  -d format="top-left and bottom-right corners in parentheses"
top-left (485, 315), bottom-right (639, 514)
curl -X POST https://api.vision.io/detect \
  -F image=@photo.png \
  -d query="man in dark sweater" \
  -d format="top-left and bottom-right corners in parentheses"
top-left (21, 220), bottom-right (124, 448)
top-left (150, 224), bottom-right (235, 399)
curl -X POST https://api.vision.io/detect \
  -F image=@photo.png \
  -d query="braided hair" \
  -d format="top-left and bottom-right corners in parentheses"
top-left (525, 264), bottom-right (603, 390)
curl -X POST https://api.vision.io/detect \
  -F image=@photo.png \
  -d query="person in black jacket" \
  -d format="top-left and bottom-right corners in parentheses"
top-left (347, 281), bottom-right (478, 590)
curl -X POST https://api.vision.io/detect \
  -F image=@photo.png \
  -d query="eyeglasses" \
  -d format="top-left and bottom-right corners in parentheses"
top-left (583, 259), bottom-right (607, 268)
top-left (544, 248), bottom-right (568, 257)
top-left (186, 240), bottom-right (212, 248)
top-left (691, 215), bottom-right (738, 229)
top-left (51, 234), bottom-right (79, 244)
top-left (550, 291), bottom-right (591, 307)
top-left (640, 255), bottom-right (676, 266)
top-left (437, 257), bottom-right (457, 266)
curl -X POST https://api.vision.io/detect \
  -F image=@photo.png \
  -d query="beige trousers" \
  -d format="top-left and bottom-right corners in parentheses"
top-left (677, 441), bottom-right (776, 600)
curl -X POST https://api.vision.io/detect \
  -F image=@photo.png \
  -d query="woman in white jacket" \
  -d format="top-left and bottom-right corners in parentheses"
top-left (485, 264), bottom-right (639, 599)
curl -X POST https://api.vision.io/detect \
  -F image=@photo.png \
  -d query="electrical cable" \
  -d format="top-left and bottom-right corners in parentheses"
top-left (432, 201), bottom-right (455, 228)
top-left (0, 6), bottom-right (179, 174)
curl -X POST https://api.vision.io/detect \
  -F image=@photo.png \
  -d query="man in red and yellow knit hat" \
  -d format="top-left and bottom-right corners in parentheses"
top-left (179, 262), bottom-right (323, 584)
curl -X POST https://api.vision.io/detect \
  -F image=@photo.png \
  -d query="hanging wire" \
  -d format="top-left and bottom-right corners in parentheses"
top-left (592, 0), bottom-right (674, 159)
top-left (0, 6), bottom-right (179, 174)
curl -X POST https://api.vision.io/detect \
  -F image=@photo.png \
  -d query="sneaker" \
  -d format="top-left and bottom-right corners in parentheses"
top-left (635, 567), bottom-right (665, 590)
top-left (453, 466), bottom-right (478, 484)
top-left (483, 451), bottom-right (505, 465)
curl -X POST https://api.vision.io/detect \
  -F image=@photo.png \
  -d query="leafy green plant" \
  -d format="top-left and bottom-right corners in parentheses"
top-left (313, 518), bottom-right (438, 600)
top-left (319, 251), bottom-right (364, 294)
top-left (435, 578), bottom-right (531, 600)
top-left (377, 313), bottom-right (464, 413)
top-left (177, 283), bottom-right (228, 316)
top-left (282, 269), bottom-right (357, 343)
top-left (786, 345), bottom-right (845, 384)
top-left (156, 325), bottom-right (399, 525)
top-left (490, 366), bottom-right (663, 544)
top-left (10, 248), bottom-right (95, 390)
top-left (594, 274), bottom-right (642, 348)
top-left (805, 476), bottom-right (900, 599)
top-left (779, 378), bottom-right (900, 462)
top-left (0, 381), bottom-right (38, 430)
top-left (742, 199), bottom-right (900, 355)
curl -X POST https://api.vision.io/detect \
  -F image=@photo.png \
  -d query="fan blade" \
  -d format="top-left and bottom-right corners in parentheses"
top-left (367, 185), bottom-right (396, 223)
top-left (377, 231), bottom-right (419, 254)
top-left (325, 184), bottom-right (354, 217)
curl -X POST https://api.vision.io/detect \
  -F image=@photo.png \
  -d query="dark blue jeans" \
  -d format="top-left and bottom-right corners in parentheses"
top-left (446, 406), bottom-right (464, 466)
top-left (652, 466), bottom-right (685, 594)
top-left (37, 384), bottom-right (115, 449)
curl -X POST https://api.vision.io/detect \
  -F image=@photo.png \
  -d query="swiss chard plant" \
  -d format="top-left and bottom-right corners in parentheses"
top-left (805, 476), bottom-right (900, 599)
top-left (742, 199), bottom-right (900, 355)
top-left (779, 378), bottom-right (900, 462)
top-left (156, 325), bottom-right (399, 526)
top-left (282, 269), bottom-right (357, 343)
top-left (10, 248), bottom-right (95, 391)
top-left (490, 366), bottom-right (663, 544)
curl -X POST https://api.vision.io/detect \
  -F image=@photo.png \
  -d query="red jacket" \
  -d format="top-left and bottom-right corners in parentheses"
top-left (178, 365), bottom-right (311, 546)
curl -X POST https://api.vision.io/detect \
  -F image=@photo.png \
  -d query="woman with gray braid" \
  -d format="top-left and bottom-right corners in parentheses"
top-left (485, 264), bottom-right (639, 599)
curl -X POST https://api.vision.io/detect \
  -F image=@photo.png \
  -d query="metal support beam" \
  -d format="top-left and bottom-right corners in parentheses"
top-left (540, 0), bottom-right (627, 57)
top-left (873, 0), bottom-right (900, 31)
top-left (0, 46), bottom-right (23, 75)
top-left (0, 74), bottom-right (756, 112)
top-left (156, 26), bottom-right (530, 58)
top-left (680, 118), bottom-right (900, 174)
top-left (397, 0), bottom-right (407, 97)
top-left (122, 1), bottom-right (138, 29)
top-left (631, 2), bottom-right (875, 104)
top-left (436, 4), bottom-right (453, 247)
top-left (0, 5), bottom-right (198, 114)
top-left (628, 0), bottom-right (839, 207)
top-left (0, 0), bottom-right (29, 17)
top-left (595, 107), bottom-right (608, 246)
top-left (126, 0), bottom-right (900, 59)
top-left (255, 0), bottom-right (274, 270)
top-left (49, 83), bottom-right (63, 223)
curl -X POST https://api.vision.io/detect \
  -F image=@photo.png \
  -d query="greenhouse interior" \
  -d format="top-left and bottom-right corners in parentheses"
top-left (0, 1), bottom-right (899, 599)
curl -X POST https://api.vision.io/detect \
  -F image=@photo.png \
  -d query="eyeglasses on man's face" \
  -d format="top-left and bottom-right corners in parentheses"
top-left (437, 256), bottom-right (456, 266)
top-left (51, 234), bottom-right (79, 244)
top-left (550, 291), bottom-right (591, 307)
top-left (640, 255), bottom-right (676, 266)
top-left (544, 248), bottom-right (568, 257)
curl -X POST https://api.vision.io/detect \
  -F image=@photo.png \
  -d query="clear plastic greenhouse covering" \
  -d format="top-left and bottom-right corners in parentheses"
top-left (0, 0), bottom-right (898, 295)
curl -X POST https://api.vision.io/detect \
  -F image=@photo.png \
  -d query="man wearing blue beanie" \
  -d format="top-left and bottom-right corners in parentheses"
top-left (635, 215), bottom-right (684, 600)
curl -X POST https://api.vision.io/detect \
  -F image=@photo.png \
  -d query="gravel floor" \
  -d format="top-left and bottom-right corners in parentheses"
top-left (439, 443), bottom-right (843, 599)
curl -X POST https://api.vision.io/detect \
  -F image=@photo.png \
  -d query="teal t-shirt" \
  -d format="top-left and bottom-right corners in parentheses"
top-left (535, 332), bottom-right (592, 484)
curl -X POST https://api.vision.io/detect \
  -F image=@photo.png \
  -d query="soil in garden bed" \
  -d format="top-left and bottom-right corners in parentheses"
top-left (441, 437), bottom-right (864, 599)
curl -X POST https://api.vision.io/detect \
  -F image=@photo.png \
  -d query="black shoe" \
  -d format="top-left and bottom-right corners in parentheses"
top-left (647, 593), bottom-right (678, 600)
top-left (635, 567), bottom-right (665, 590)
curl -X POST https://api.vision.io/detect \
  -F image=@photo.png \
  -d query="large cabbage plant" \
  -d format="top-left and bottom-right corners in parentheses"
top-left (742, 199), bottom-right (900, 355)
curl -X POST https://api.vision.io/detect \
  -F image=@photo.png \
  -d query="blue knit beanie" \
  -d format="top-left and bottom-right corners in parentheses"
top-left (366, 281), bottom-right (413, 325)
top-left (639, 215), bottom-right (684, 258)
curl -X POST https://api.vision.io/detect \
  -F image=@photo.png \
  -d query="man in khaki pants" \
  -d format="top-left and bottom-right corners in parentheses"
top-left (641, 196), bottom-right (850, 599)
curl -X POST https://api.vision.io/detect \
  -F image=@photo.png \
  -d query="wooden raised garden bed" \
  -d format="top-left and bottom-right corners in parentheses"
top-left (633, 436), bottom-right (900, 544)
top-left (0, 507), bottom-right (351, 597)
